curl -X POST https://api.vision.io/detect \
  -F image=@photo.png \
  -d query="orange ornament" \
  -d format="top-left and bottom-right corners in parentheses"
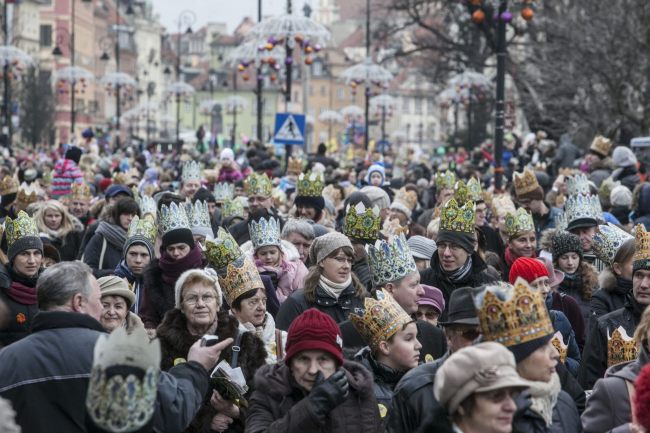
top-left (521, 7), bottom-right (534, 21)
top-left (470, 0), bottom-right (481, 4)
top-left (16, 313), bottom-right (26, 325)
top-left (242, 73), bottom-right (250, 81)
top-left (305, 56), bottom-right (313, 65)
top-left (472, 9), bottom-right (486, 24)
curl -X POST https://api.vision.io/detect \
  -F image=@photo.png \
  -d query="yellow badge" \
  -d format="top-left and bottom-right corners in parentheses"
top-left (425, 354), bottom-right (434, 363)
top-left (173, 358), bottom-right (187, 366)
top-left (378, 404), bottom-right (388, 418)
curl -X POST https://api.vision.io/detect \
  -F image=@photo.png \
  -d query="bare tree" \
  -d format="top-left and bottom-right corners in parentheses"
top-left (20, 67), bottom-right (54, 148)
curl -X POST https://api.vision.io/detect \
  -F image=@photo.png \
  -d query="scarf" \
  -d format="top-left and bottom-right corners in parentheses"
top-left (522, 373), bottom-right (561, 426)
top-left (439, 256), bottom-right (473, 284)
top-left (6, 265), bottom-right (39, 305)
top-left (560, 271), bottom-right (583, 294)
top-left (615, 276), bottom-right (633, 295)
top-left (114, 260), bottom-right (144, 313)
top-left (96, 220), bottom-right (127, 249)
top-left (158, 244), bottom-right (204, 286)
top-left (319, 274), bottom-right (352, 300)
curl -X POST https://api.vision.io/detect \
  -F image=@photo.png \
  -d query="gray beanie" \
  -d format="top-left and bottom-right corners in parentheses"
top-left (123, 236), bottom-right (155, 261)
top-left (612, 146), bottom-right (637, 168)
top-left (360, 186), bottom-right (391, 210)
top-left (610, 185), bottom-right (633, 208)
top-left (9, 236), bottom-right (43, 263)
top-left (309, 232), bottom-right (353, 264)
top-left (407, 235), bottom-right (437, 260)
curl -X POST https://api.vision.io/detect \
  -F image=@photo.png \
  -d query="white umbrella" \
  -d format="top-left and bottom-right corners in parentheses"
top-left (199, 99), bottom-right (220, 114)
top-left (340, 105), bottom-right (364, 117)
top-left (100, 72), bottom-right (137, 87)
top-left (225, 95), bottom-right (247, 113)
top-left (251, 14), bottom-right (331, 48)
top-left (340, 57), bottom-right (393, 86)
top-left (227, 40), bottom-right (285, 68)
top-left (54, 66), bottom-right (94, 84)
top-left (370, 94), bottom-right (397, 109)
top-left (166, 81), bottom-right (195, 96)
top-left (448, 70), bottom-right (492, 89)
top-left (0, 45), bottom-right (33, 67)
top-left (318, 110), bottom-right (343, 123)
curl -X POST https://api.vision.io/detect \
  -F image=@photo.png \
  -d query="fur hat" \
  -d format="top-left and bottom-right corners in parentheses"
top-left (551, 231), bottom-right (583, 262)
top-left (173, 268), bottom-right (222, 309)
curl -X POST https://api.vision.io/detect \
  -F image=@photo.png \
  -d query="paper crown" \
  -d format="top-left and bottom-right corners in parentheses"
top-left (590, 135), bottom-right (613, 157)
top-left (567, 174), bottom-right (591, 197)
top-left (491, 195), bottom-right (516, 216)
top-left (0, 175), bottom-right (19, 196)
top-left (185, 200), bottom-right (211, 231)
top-left (205, 228), bottom-right (243, 271)
top-left (393, 187), bottom-right (418, 210)
top-left (513, 169), bottom-right (540, 197)
top-left (593, 223), bottom-right (633, 266)
top-left (213, 182), bottom-right (235, 203)
top-left (349, 290), bottom-right (414, 350)
top-left (244, 172), bottom-right (272, 197)
top-left (634, 224), bottom-right (650, 270)
top-left (607, 326), bottom-right (638, 367)
top-left (322, 184), bottom-right (343, 207)
top-left (222, 197), bottom-right (245, 219)
top-left (563, 194), bottom-right (602, 226)
top-left (86, 327), bottom-right (160, 433)
top-left (504, 208), bottom-right (535, 238)
top-left (5, 210), bottom-right (39, 248)
top-left (249, 217), bottom-right (281, 250)
top-left (551, 331), bottom-right (568, 364)
top-left (555, 212), bottom-right (568, 231)
top-left (181, 161), bottom-right (201, 183)
top-left (219, 255), bottom-right (264, 306)
top-left (439, 198), bottom-right (476, 234)
top-left (466, 177), bottom-right (483, 202)
top-left (343, 202), bottom-right (381, 241)
top-left (70, 182), bottom-right (92, 201)
top-left (435, 170), bottom-right (456, 190)
top-left (296, 171), bottom-right (325, 197)
top-left (137, 195), bottom-right (157, 219)
top-left (15, 183), bottom-right (38, 208)
top-left (158, 202), bottom-right (190, 235)
top-left (287, 156), bottom-right (302, 175)
top-left (127, 215), bottom-right (157, 246)
top-left (474, 277), bottom-right (555, 348)
top-left (366, 233), bottom-right (418, 286)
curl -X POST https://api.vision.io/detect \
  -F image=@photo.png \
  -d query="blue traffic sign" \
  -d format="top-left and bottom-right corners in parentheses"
top-left (274, 113), bottom-right (306, 146)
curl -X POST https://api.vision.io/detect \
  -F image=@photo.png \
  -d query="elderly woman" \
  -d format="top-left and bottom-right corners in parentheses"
top-left (97, 275), bottom-right (143, 333)
top-left (245, 308), bottom-right (384, 433)
top-left (157, 268), bottom-right (267, 433)
top-left (281, 217), bottom-right (315, 266)
top-left (33, 200), bottom-right (84, 261)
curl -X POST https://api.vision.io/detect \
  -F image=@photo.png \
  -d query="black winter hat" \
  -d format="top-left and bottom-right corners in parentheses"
top-left (551, 231), bottom-right (583, 262)
top-left (65, 146), bottom-right (83, 164)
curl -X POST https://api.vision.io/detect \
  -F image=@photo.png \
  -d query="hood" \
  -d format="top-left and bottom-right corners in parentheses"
top-left (637, 183), bottom-right (650, 216)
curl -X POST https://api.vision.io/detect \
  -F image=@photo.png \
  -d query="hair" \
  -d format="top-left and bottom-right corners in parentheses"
top-left (451, 394), bottom-right (477, 422)
top-left (281, 218), bottom-right (316, 241)
top-left (157, 192), bottom-right (185, 211)
top-left (111, 197), bottom-right (140, 223)
top-left (426, 218), bottom-right (440, 240)
top-left (232, 288), bottom-right (259, 310)
top-left (613, 237), bottom-right (636, 269)
top-left (294, 207), bottom-right (323, 223)
top-left (634, 306), bottom-right (650, 349)
top-left (37, 261), bottom-right (94, 310)
top-left (303, 246), bottom-right (366, 303)
top-left (33, 200), bottom-right (77, 238)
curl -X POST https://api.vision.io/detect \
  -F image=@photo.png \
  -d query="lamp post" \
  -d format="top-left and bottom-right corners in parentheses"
top-left (174, 10), bottom-right (196, 145)
top-left (256, 0), bottom-right (263, 143)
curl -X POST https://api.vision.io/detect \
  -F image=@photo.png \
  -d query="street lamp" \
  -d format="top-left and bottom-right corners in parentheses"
top-left (370, 94), bottom-right (397, 154)
top-left (171, 10), bottom-right (196, 145)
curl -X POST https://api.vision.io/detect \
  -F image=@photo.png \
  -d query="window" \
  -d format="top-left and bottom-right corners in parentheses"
top-left (337, 88), bottom-right (345, 100)
top-left (320, 85), bottom-right (326, 97)
top-left (39, 25), bottom-right (52, 47)
top-left (414, 97), bottom-right (422, 114)
top-left (312, 61), bottom-right (323, 76)
top-left (427, 98), bottom-right (435, 115)
top-left (309, 85), bottom-right (314, 97)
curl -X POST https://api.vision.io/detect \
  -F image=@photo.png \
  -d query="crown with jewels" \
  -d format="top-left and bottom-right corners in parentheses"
top-left (249, 217), bottom-right (281, 250)
top-left (219, 255), bottom-right (264, 306)
top-left (126, 215), bottom-right (157, 246)
top-left (5, 210), bottom-right (39, 248)
top-left (590, 135), bottom-right (613, 158)
top-left (213, 183), bottom-right (235, 203)
top-left (607, 326), bottom-right (638, 367)
top-left (287, 156), bottom-right (303, 175)
top-left (633, 224), bottom-right (650, 271)
top-left (566, 174), bottom-right (591, 197)
top-left (435, 170), bottom-right (456, 190)
top-left (86, 326), bottom-right (160, 433)
top-left (222, 197), bottom-right (245, 219)
top-left (439, 198), bottom-right (476, 234)
top-left (15, 183), bottom-right (38, 209)
top-left (593, 223), bottom-right (633, 266)
top-left (466, 177), bottom-right (483, 202)
top-left (563, 194), bottom-right (602, 226)
top-left (349, 290), bottom-right (414, 350)
top-left (181, 161), bottom-right (201, 183)
top-left (393, 187), bottom-right (418, 211)
top-left (555, 212), bottom-right (568, 231)
top-left (513, 169), bottom-right (540, 197)
top-left (205, 228), bottom-right (243, 271)
top-left (244, 172), bottom-right (272, 197)
top-left (551, 331), bottom-right (568, 364)
top-left (343, 202), bottom-right (381, 242)
top-left (0, 175), bottom-right (19, 196)
top-left (185, 200), bottom-right (211, 232)
top-left (296, 171), bottom-right (325, 197)
top-left (158, 202), bottom-right (190, 235)
top-left (70, 182), bottom-right (92, 201)
top-left (504, 208), bottom-right (535, 238)
top-left (474, 277), bottom-right (555, 348)
top-left (137, 195), bottom-right (157, 219)
top-left (366, 233), bottom-right (418, 286)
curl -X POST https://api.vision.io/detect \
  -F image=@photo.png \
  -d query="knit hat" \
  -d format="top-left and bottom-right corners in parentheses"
top-left (365, 163), bottom-right (385, 186)
top-left (610, 185), bottom-right (633, 208)
top-left (436, 231), bottom-right (476, 255)
top-left (284, 308), bottom-right (344, 366)
top-left (98, 276), bottom-right (136, 309)
top-left (612, 146), bottom-right (637, 168)
top-left (220, 148), bottom-right (235, 161)
top-left (407, 236), bottom-right (437, 260)
top-left (65, 146), bottom-right (83, 164)
top-left (508, 257), bottom-right (549, 285)
top-left (360, 186), bottom-right (391, 210)
top-left (418, 284), bottom-right (445, 314)
top-left (174, 268), bottom-right (222, 309)
top-left (551, 231), bottom-right (583, 262)
top-left (434, 342), bottom-right (529, 415)
top-left (309, 231), bottom-right (352, 264)
top-left (634, 363), bottom-right (650, 431)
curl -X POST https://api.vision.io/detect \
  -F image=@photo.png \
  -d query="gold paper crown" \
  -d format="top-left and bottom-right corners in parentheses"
top-left (126, 215), bottom-right (157, 246)
top-left (439, 198), bottom-right (475, 234)
top-left (244, 172), bottom-right (272, 197)
top-left (287, 157), bottom-right (303, 175)
top-left (435, 170), bottom-right (456, 190)
top-left (513, 169), bottom-right (540, 197)
top-left (567, 174), bottom-right (591, 197)
top-left (343, 202), bottom-right (381, 241)
top-left (0, 175), bottom-right (19, 196)
top-left (296, 172), bottom-right (325, 197)
top-left (219, 256), bottom-right (264, 306)
top-left (70, 182), bottom-right (92, 201)
top-left (607, 326), bottom-right (638, 367)
top-left (466, 178), bottom-right (483, 202)
top-left (491, 195), bottom-right (516, 216)
top-left (222, 197), bottom-right (245, 219)
top-left (633, 224), bottom-right (650, 269)
top-left (137, 195), bottom-right (157, 219)
top-left (158, 202), bottom-right (190, 235)
top-left (551, 331), bottom-right (568, 363)
top-left (205, 228), bottom-right (243, 271)
top-left (590, 135), bottom-right (613, 157)
top-left (213, 183), bottom-right (235, 203)
top-left (15, 183), bottom-right (38, 208)
top-left (475, 277), bottom-right (555, 348)
top-left (504, 208), bottom-right (535, 238)
top-left (182, 161), bottom-right (202, 183)
top-left (41, 169), bottom-right (53, 187)
top-left (5, 210), bottom-right (39, 248)
top-left (393, 187), bottom-right (418, 210)
top-left (349, 290), bottom-right (414, 350)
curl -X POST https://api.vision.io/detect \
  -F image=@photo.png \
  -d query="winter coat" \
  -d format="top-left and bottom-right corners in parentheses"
top-left (588, 157), bottom-right (613, 188)
top-left (590, 269), bottom-right (629, 324)
top-left (218, 167), bottom-right (245, 183)
top-left (633, 183), bottom-right (650, 230)
top-left (581, 346), bottom-right (649, 433)
top-left (548, 309), bottom-right (581, 377)
top-left (557, 261), bottom-right (598, 329)
top-left (0, 264), bottom-right (39, 347)
top-left (238, 313), bottom-right (287, 364)
top-left (50, 158), bottom-right (83, 197)
top-left (157, 308), bottom-right (267, 433)
top-left (41, 216), bottom-right (85, 262)
top-left (533, 207), bottom-right (564, 241)
top-left (611, 166), bottom-right (640, 193)
top-left (352, 256), bottom-right (372, 290)
top-left (81, 227), bottom-right (125, 278)
top-left (140, 258), bottom-right (175, 329)
top-left (550, 291), bottom-right (586, 350)
top-left (354, 347), bottom-right (405, 422)
top-left (244, 360), bottom-right (385, 433)
top-left (513, 388), bottom-right (582, 433)
top-left (552, 139), bottom-right (581, 170)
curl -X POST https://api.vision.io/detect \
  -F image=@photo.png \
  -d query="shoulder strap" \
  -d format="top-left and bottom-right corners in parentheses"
top-left (98, 237), bottom-right (107, 269)
top-left (230, 329), bottom-right (243, 369)
top-left (275, 329), bottom-right (284, 360)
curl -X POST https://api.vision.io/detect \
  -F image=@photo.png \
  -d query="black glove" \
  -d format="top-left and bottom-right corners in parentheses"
top-left (308, 370), bottom-right (349, 419)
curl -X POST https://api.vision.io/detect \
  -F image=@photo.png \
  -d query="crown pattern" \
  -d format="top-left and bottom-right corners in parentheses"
top-left (551, 331), bottom-right (568, 364)
top-left (126, 215), bottom-right (157, 246)
top-left (222, 197), bottom-right (245, 219)
top-left (366, 234), bottom-right (418, 286)
top-left (244, 172), bottom-right (272, 197)
top-left (219, 255), bottom-right (264, 306)
top-left (213, 183), bottom-right (235, 203)
top-left (185, 200), bottom-right (211, 231)
top-left (567, 174), bottom-right (591, 197)
top-left (474, 278), bottom-right (555, 348)
top-left (513, 169), bottom-right (540, 197)
top-left (504, 208), bottom-right (535, 238)
top-left (296, 172), bottom-right (325, 198)
top-left (205, 228), bottom-right (243, 271)
top-left (287, 156), bottom-right (302, 175)
top-left (393, 187), bottom-right (418, 210)
top-left (466, 177), bottom-right (483, 202)
top-left (182, 161), bottom-right (201, 183)
top-left (634, 224), bottom-right (650, 269)
top-left (5, 210), bottom-right (39, 248)
top-left (607, 326), bottom-right (638, 367)
top-left (138, 195), bottom-right (157, 219)
top-left (70, 182), bottom-right (92, 201)
top-left (249, 217), bottom-right (281, 250)
top-left (439, 198), bottom-right (476, 234)
top-left (591, 135), bottom-right (613, 157)
top-left (555, 212), bottom-right (568, 231)
top-left (158, 202), bottom-right (190, 235)
top-left (435, 170), bottom-right (456, 190)
top-left (349, 290), bottom-right (414, 350)
top-left (563, 194), bottom-right (602, 226)
top-left (343, 202), bottom-right (381, 241)
top-left (15, 183), bottom-right (38, 208)
top-left (0, 175), bottom-right (19, 196)
top-left (593, 223), bottom-right (633, 266)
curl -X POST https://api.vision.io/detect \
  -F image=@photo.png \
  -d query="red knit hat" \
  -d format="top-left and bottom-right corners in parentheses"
top-left (284, 308), bottom-right (344, 366)
top-left (509, 257), bottom-right (549, 284)
top-left (635, 363), bottom-right (650, 430)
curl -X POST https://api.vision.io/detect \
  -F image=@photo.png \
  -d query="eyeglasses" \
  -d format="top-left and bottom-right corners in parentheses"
top-left (183, 294), bottom-right (217, 305)
top-left (437, 242), bottom-right (463, 252)
top-left (329, 255), bottom-right (353, 264)
top-left (244, 297), bottom-right (267, 308)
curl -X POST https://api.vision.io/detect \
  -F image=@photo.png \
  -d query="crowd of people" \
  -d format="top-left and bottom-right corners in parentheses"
top-left (0, 132), bottom-right (649, 433)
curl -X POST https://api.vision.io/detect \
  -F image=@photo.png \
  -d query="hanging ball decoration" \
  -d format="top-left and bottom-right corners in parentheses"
top-left (285, 57), bottom-right (293, 65)
top-left (472, 9), bottom-right (485, 24)
top-left (294, 35), bottom-right (304, 44)
top-left (305, 45), bottom-right (314, 54)
top-left (501, 11), bottom-right (513, 22)
top-left (314, 44), bottom-right (322, 53)
top-left (470, 0), bottom-right (481, 5)
top-left (242, 73), bottom-right (250, 81)
top-left (521, 7), bottom-right (534, 21)
top-left (265, 43), bottom-right (274, 51)
top-left (274, 63), bottom-right (281, 71)
top-left (305, 56), bottom-right (313, 65)
top-left (268, 37), bottom-right (276, 45)
top-left (238, 64), bottom-right (246, 71)
top-left (270, 74), bottom-right (277, 82)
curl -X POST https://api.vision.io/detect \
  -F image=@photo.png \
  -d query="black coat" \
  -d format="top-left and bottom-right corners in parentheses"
top-left (590, 270), bottom-right (629, 324)
top-left (352, 256), bottom-right (372, 290)
top-left (0, 264), bottom-right (39, 347)
top-left (354, 347), bottom-right (405, 418)
top-left (513, 389), bottom-right (582, 433)
top-left (81, 231), bottom-right (124, 278)
top-left (49, 229), bottom-right (84, 262)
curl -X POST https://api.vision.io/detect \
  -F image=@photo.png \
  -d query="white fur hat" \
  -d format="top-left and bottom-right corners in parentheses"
top-left (174, 268), bottom-right (222, 309)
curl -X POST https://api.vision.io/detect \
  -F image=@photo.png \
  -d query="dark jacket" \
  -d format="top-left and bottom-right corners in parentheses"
top-left (550, 291), bottom-right (586, 350)
top-left (354, 347), bottom-right (404, 417)
top-left (557, 261), bottom-right (598, 328)
top-left (590, 269), bottom-right (629, 324)
top-left (513, 389), bottom-right (582, 433)
top-left (588, 157), bottom-right (613, 188)
top-left (548, 309), bottom-right (581, 377)
top-left (552, 138), bottom-right (581, 170)
top-left (611, 166), bottom-right (640, 193)
top-left (0, 264), bottom-right (39, 347)
top-left (81, 230), bottom-right (124, 278)
top-left (352, 256), bottom-right (372, 290)
top-left (634, 183), bottom-right (650, 230)
top-left (0, 311), bottom-right (212, 433)
top-left (48, 228), bottom-right (84, 262)
top-left (245, 360), bottom-right (384, 433)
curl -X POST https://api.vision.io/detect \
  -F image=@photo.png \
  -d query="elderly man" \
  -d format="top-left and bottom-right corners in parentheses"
top-left (0, 261), bottom-right (233, 433)
top-left (281, 218), bottom-right (315, 265)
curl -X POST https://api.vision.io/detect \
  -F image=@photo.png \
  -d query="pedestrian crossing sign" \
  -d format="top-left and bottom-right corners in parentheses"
top-left (274, 113), bottom-right (306, 145)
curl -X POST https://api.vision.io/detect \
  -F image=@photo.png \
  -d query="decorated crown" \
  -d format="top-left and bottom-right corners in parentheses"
top-left (222, 197), bottom-right (245, 219)
top-left (219, 255), bottom-right (264, 306)
top-left (213, 182), bottom-right (235, 203)
top-left (439, 198), bottom-right (476, 234)
top-left (512, 169), bottom-right (540, 197)
top-left (0, 175), bottom-right (19, 196)
top-left (322, 184), bottom-right (343, 207)
top-left (181, 161), bottom-right (201, 183)
top-left (554, 212), bottom-right (568, 231)
top-left (607, 326), bottom-right (638, 367)
top-left (244, 172), bottom-right (272, 197)
top-left (551, 331), bottom-right (568, 364)
top-left (366, 233), bottom-right (418, 286)
top-left (296, 172), bottom-right (325, 198)
top-left (185, 200), bottom-right (211, 231)
top-left (349, 290), bottom-right (414, 350)
top-left (435, 170), bottom-right (456, 190)
top-left (474, 277), bottom-right (555, 348)
top-left (158, 202), bottom-right (190, 235)
top-left (343, 202), bottom-right (381, 241)
top-left (504, 208), bottom-right (535, 238)
top-left (563, 194), bottom-right (602, 226)
top-left (566, 174), bottom-right (591, 197)
top-left (466, 177), bottom-right (483, 202)
top-left (5, 210), bottom-right (39, 247)
top-left (287, 156), bottom-right (303, 175)
top-left (126, 215), bottom-right (157, 246)
top-left (70, 182), bottom-right (92, 201)
top-left (249, 217), bottom-right (281, 250)
top-left (138, 195), bottom-right (157, 219)
top-left (590, 135), bottom-right (613, 157)
top-left (634, 224), bottom-right (650, 270)
top-left (205, 228), bottom-right (243, 271)
top-left (393, 187), bottom-right (418, 210)
top-left (593, 223), bottom-right (633, 266)
top-left (15, 183), bottom-right (38, 209)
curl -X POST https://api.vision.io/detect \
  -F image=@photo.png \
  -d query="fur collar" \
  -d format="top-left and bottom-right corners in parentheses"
top-left (579, 261), bottom-right (598, 295)
top-left (598, 268), bottom-right (618, 291)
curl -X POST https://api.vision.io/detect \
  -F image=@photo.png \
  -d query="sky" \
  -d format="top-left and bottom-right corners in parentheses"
top-left (153, 0), bottom-right (313, 33)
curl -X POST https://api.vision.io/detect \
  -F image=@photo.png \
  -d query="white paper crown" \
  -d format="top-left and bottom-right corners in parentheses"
top-left (366, 233), bottom-right (418, 287)
top-left (567, 174), bottom-right (591, 197)
top-left (138, 194), bottom-right (157, 218)
top-left (182, 161), bottom-right (201, 183)
top-left (593, 223), bottom-right (633, 266)
top-left (185, 200), bottom-right (212, 231)
top-left (213, 182), bottom-right (235, 203)
top-left (564, 194), bottom-right (602, 225)
top-left (159, 202), bottom-right (191, 235)
top-left (249, 217), bottom-right (281, 250)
